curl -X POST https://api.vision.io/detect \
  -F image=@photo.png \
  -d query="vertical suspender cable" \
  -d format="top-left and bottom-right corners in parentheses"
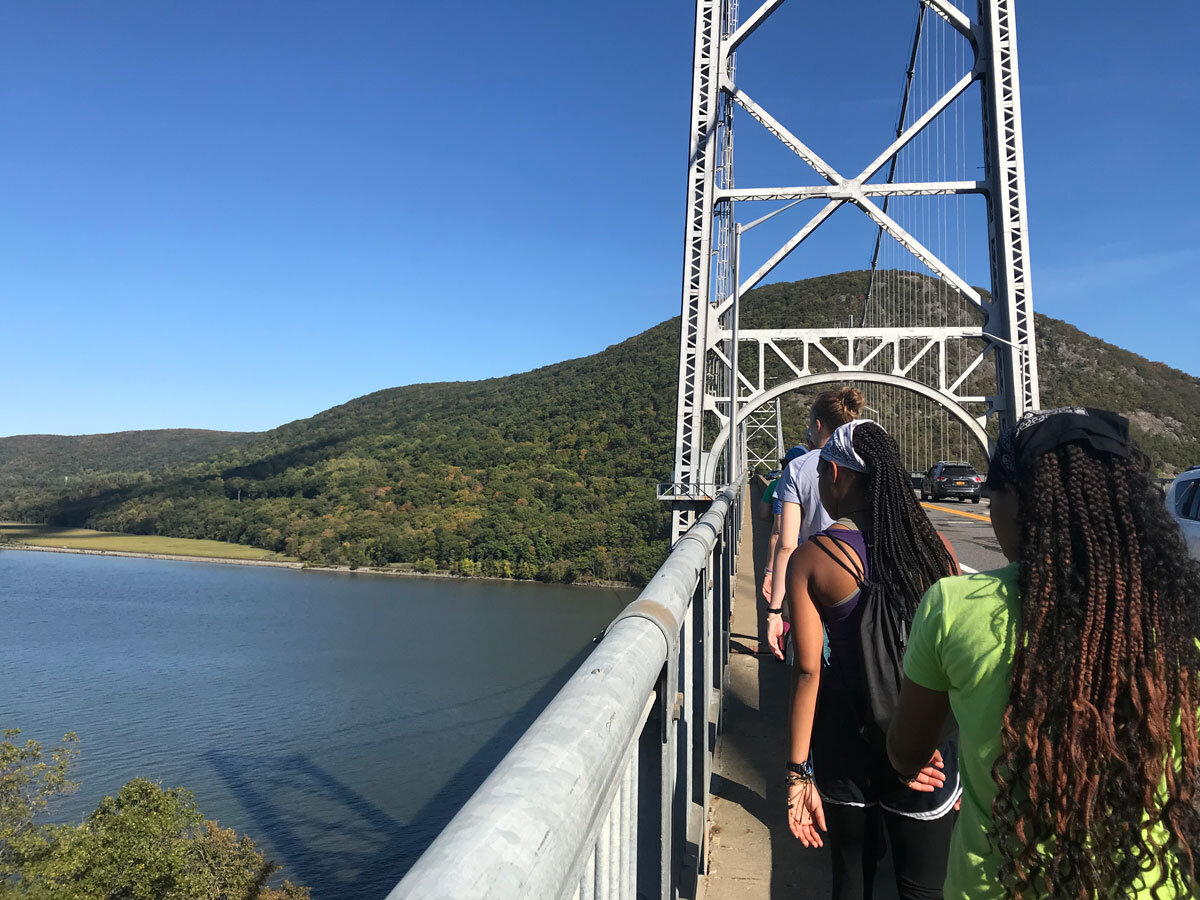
top-left (863, 2), bottom-right (927, 325)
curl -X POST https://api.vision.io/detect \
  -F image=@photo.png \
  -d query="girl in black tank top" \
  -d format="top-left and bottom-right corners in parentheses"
top-left (784, 422), bottom-right (960, 900)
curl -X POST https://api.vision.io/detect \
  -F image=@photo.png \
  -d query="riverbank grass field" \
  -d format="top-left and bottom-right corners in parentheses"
top-left (0, 522), bottom-right (293, 561)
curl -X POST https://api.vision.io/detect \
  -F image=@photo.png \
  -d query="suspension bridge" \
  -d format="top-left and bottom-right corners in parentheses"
top-left (393, 0), bottom-right (1038, 896)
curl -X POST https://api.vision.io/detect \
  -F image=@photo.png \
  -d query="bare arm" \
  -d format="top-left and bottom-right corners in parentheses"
top-left (763, 513), bottom-right (780, 602)
top-left (786, 546), bottom-right (824, 765)
top-left (766, 501), bottom-right (803, 658)
top-left (771, 501), bottom-right (802, 606)
top-left (887, 677), bottom-right (953, 781)
top-left (786, 544), bottom-right (827, 847)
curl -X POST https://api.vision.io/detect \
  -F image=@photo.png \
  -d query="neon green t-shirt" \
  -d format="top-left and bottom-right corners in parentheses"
top-left (905, 565), bottom-right (1190, 898)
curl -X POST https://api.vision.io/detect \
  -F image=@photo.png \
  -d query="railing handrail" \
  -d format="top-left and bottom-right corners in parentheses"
top-left (390, 482), bottom-right (743, 899)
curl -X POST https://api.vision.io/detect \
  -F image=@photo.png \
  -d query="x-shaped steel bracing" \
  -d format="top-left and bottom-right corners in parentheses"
top-left (668, 0), bottom-right (1039, 536)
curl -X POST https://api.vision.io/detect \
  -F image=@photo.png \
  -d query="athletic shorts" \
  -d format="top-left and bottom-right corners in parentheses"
top-left (812, 688), bottom-right (960, 820)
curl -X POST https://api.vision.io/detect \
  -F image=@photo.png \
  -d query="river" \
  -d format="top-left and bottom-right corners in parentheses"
top-left (1, 549), bottom-right (634, 897)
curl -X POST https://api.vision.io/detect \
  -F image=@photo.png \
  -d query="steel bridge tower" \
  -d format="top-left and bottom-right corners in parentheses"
top-left (662, 0), bottom-right (1040, 539)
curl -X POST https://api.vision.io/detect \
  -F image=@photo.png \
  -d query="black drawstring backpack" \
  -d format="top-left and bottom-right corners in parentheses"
top-left (812, 534), bottom-right (910, 750)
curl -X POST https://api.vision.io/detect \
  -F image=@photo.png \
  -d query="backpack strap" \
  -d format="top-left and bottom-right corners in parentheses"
top-left (810, 533), bottom-right (866, 588)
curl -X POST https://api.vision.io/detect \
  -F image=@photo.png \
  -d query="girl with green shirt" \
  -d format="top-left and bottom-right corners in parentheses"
top-left (888, 408), bottom-right (1200, 898)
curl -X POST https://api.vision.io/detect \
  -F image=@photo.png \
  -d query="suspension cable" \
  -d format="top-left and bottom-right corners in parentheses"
top-left (863, 1), bottom-right (928, 324)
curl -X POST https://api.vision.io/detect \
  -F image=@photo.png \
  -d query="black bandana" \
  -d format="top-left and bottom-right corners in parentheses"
top-left (987, 407), bottom-right (1130, 487)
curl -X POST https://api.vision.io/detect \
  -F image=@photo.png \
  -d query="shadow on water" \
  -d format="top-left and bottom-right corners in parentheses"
top-left (204, 639), bottom-right (601, 898)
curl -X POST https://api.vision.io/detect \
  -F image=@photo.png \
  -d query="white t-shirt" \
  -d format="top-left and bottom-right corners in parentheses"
top-left (774, 450), bottom-right (832, 543)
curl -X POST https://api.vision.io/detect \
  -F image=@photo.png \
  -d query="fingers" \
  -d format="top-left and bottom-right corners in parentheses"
top-left (788, 805), bottom-right (812, 845)
top-left (792, 814), bottom-right (815, 847)
top-left (788, 788), bottom-right (825, 848)
top-left (799, 823), bottom-right (824, 848)
top-left (772, 634), bottom-right (785, 660)
top-left (768, 622), bottom-right (786, 660)
top-left (904, 765), bottom-right (947, 792)
top-left (920, 767), bottom-right (946, 789)
top-left (902, 749), bottom-right (947, 793)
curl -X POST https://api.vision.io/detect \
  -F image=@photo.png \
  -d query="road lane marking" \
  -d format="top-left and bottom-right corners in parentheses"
top-left (921, 502), bottom-right (992, 523)
top-left (959, 563), bottom-right (978, 574)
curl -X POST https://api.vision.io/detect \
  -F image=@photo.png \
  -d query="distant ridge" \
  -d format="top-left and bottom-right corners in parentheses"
top-left (0, 429), bottom-right (257, 487)
top-left (3, 272), bottom-right (1197, 584)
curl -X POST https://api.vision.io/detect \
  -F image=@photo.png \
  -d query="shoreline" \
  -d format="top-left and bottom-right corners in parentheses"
top-left (0, 543), bottom-right (636, 590)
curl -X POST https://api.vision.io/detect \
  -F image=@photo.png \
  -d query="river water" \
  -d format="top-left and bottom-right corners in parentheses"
top-left (1, 549), bottom-right (634, 897)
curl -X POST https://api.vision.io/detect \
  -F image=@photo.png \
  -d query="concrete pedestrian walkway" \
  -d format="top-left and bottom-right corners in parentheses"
top-left (698, 483), bottom-right (899, 900)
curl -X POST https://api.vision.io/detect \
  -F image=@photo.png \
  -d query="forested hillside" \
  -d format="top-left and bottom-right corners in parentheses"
top-left (0, 429), bottom-right (256, 507)
top-left (4, 272), bottom-right (1197, 584)
top-left (0, 429), bottom-right (255, 484)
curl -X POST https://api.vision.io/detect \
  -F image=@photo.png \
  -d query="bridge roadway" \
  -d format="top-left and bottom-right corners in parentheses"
top-left (698, 482), bottom-right (1004, 900)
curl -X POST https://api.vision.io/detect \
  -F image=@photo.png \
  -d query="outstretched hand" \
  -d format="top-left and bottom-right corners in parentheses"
top-left (788, 782), bottom-right (826, 848)
top-left (904, 748), bottom-right (946, 792)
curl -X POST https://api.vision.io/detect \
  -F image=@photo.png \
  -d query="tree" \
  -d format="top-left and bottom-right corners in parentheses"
top-left (0, 729), bottom-right (78, 882)
top-left (1, 729), bottom-right (309, 899)
top-left (14, 778), bottom-right (309, 899)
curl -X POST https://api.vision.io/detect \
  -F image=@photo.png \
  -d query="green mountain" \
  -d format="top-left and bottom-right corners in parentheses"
top-left (0, 429), bottom-right (256, 494)
top-left (3, 272), bottom-right (1197, 584)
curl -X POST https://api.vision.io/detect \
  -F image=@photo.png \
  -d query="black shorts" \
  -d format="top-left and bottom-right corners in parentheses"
top-left (812, 690), bottom-right (960, 819)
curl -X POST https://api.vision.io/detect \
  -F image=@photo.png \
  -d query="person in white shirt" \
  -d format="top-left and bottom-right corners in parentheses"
top-left (762, 445), bottom-right (808, 586)
top-left (764, 386), bottom-right (864, 659)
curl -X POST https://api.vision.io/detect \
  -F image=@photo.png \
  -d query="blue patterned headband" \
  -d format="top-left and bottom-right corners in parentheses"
top-left (820, 419), bottom-right (876, 473)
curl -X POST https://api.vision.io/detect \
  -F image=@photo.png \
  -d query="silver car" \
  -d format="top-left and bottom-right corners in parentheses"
top-left (1167, 467), bottom-right (1200, 560)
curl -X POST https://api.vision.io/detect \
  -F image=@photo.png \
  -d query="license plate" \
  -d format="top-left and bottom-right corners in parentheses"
top-left (954, 481), bottom-right (965, 486)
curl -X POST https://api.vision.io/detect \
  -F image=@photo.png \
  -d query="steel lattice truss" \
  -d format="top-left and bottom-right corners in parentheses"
top-left (743, 398), bottom-right (783, 474)
top-left (666, 0), bottom-right (1040, 537)
top-left (701, 326), bottom-right (993, 483)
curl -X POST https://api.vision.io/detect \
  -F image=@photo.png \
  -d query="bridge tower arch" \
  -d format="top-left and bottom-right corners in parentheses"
top-left (701, 373), bottom-right (990, 487)
top-left (663, 0), bottom-right (1041, 540)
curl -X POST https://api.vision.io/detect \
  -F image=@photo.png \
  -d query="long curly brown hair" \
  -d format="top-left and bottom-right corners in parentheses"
top-left (989, 441), bottom-right (1200, 897)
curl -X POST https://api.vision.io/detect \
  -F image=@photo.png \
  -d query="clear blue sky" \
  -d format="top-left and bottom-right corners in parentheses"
top-left (2, 1), bottom-right (1196, 437)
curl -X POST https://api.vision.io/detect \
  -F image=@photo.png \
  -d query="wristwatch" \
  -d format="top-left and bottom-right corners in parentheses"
top-left (786, 759), bottom-right (814, 779)
top-left (766, 606), bottom-right (783, 616)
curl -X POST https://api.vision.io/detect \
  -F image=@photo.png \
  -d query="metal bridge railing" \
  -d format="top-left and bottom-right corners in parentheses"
top-left (390, 479), bottom-right (746, 899)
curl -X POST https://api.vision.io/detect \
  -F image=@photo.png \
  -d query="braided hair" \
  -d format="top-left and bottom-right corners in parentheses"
top-left (849, 422), bottom-right (958, 619)
top-left (988, 439), bottom-right (1200, 897)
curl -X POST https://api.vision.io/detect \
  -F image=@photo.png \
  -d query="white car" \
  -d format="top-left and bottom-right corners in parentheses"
top-left (1167, 468), bottom-right (1200, 560)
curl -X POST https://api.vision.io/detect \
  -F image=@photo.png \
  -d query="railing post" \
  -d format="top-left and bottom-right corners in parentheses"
top-left (692, 553), bottom-right (711, 876)
top-left (716, 518), bottom-right (729, 693)
top-left (678, 585), bottom-right (696, 886)
top-left (653, 655), bottom-right (675, 900)
top-left (726, 492), bottom-right (739, 674)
